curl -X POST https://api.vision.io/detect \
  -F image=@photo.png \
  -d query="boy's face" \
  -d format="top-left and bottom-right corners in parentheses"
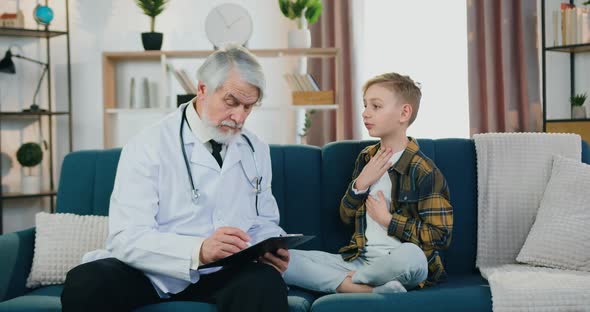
top-left (362, 83), bottom-right (412, 138)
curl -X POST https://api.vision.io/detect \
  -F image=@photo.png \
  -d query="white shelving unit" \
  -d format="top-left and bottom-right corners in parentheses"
top-left (102, 48), bottom-right (341, 148)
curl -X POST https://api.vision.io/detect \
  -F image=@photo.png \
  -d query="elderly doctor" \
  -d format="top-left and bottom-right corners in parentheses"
top-left (61, 45), bottom-right (290, 312)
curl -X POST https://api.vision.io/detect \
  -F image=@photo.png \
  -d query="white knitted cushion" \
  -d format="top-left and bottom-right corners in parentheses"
top-left (517, 156), bottom-right (590, 271)
top-left (26, 212), bottom-right (108, 288)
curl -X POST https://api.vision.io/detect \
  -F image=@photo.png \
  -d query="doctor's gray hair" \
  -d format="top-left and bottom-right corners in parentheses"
top-left (197, 44), bottom-right (266, 102)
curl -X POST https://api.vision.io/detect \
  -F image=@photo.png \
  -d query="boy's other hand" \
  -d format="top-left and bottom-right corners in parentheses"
top-left (355, 147), bottom-right (393, 190)
top-left (366, 191), bottom-right (392, 227)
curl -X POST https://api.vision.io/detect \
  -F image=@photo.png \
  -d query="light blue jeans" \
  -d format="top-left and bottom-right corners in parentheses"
top-left (284, 243), bottom-right (428, 293)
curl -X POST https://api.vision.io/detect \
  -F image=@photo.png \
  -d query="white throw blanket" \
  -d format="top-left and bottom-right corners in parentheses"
top-left (480, 265), bottom-right (590, 312)
top-left (474, 133), bottom-right (587, 311)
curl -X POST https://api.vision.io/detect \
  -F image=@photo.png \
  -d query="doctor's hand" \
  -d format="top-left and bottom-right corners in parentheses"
top-left (355, 147), bottom-right (393, 191)
top-left (199, 227), bottom-right (251, 265)
top-left (259, 248), bottom-right (290, 273)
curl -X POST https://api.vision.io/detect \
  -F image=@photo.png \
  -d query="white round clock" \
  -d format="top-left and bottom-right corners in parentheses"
top-left (205, 3), bottom-right (253, 49)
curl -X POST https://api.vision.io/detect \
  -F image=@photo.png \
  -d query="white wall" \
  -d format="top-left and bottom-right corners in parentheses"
top-left (359, 1), bottom-right (470, 140)
top-left (0, 0), bottom-right (296, 233)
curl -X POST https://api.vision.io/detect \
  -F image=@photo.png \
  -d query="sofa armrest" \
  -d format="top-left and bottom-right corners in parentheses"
top-left (0, 227), bottom-right (35, 302)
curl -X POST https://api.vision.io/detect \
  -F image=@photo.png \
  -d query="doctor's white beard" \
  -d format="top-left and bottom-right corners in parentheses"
top-left (201, 103), bottom-right (243, 144)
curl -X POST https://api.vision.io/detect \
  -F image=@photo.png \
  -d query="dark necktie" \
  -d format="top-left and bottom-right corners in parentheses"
top-left (209, 140), bottom-right (223, 167)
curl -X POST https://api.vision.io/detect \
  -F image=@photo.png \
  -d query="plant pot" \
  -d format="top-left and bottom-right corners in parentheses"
top-left (572, 106), bottom-right (586, 119)
top-left (22, 175), bottom-right (41, 194)
top-left (288, 28), bottom-right (311, 49)
top-left (141, 32), bottom-right (163, 51)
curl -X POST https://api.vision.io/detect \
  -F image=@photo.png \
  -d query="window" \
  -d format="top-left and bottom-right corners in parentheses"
top-left (358, 1), bottom-right (470, 139)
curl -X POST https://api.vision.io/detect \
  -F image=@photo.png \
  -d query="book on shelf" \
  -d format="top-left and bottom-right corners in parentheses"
top-left (283, 73), bottom-right (320, 92)
top-left (556, 4), bottom-right (590, 46)
top-left (166, 63), bottom-right (197, 94)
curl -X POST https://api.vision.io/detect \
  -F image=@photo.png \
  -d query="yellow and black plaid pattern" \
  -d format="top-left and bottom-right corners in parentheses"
top-left (338, 138), bottom-right (453, 287)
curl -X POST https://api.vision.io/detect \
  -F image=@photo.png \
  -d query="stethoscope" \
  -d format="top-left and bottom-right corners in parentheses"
top-left (180, 103), bottom-right (262, 215)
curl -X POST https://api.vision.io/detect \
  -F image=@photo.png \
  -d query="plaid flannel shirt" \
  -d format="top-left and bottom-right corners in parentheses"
top-left (338, 138), bottom-right (453, 287)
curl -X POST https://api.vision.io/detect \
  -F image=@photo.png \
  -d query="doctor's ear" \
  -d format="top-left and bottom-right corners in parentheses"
top-left (197, 81), bottom-right (207, 96)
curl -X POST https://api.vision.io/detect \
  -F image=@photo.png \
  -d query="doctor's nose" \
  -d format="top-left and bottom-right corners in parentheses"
top-left (230, 106), bottom-right (249, 125)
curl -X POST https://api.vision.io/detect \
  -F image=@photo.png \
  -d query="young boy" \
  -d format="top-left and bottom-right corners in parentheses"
top-left (283, 72), bottom-right (453, 294)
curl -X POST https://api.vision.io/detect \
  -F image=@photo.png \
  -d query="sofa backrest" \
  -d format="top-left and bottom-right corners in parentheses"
top-left (321, 139), bottom-right (478, 276)
top-left (56, 139), bottom-right (590, 276)
top-left (56, 145), bottom-right (324, 250)
top-left (56, 149), bottom-right (121, 217)
top-left (321, 139), bottom-right (590, 275)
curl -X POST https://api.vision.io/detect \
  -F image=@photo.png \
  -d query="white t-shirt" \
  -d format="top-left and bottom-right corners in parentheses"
top-left (354, 150), bottom-right (404, 258)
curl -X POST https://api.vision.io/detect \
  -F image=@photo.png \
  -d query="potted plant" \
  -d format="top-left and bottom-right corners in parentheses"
top-left (571, 92), bottom-right (587, 119)
top-left (16, 142), bottom-right (43, 194)
top-left (135, 0), bottom-right (169, 51)
top-left (279, 0), bottom-right (323, 48)
top-left (299, 109), bottom-right (316, 144)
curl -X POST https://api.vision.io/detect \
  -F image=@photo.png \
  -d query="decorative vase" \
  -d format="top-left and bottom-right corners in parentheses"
top-left (141, 32), bottom-right (163, 51)
top-left (572, 106), bottom-right (586, 119)
top-left (288, 29), bottom-right (311, 48)
top-left (22, 175), bottom-right (41, 194)
top-left (288, 17), bottom-right (311, 48)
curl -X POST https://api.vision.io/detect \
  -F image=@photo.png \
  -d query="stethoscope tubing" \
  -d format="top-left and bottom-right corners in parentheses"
top-left (180, 103), bottom-right (261, 215)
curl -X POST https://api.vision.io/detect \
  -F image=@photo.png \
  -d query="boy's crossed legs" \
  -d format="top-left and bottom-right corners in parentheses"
top-left (284, 242), bottom-right (427, 294)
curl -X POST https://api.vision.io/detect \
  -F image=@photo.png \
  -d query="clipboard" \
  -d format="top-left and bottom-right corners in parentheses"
top-left (198, 234), bottom-right (315, 269)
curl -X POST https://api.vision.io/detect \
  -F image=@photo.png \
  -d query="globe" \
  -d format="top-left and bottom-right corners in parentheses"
top-left (33, 5), bottom-right (54, 26)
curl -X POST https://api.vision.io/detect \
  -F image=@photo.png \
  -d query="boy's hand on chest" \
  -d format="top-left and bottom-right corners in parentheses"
top-left (366, 191), bottom-right (393, 227)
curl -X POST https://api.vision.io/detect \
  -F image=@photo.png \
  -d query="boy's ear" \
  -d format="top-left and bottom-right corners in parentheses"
top-left (399, 103), bottom-right (413, 124)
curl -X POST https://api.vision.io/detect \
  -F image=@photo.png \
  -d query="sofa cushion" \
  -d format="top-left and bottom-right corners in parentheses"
top-left (517, 156), bottom-right (590, 271)
top-left (0, 295), bottom-right (61, 312)
top-left (1, 286), bottom-right (315, 312)
top-left (26, 213), bottom-right (108, 288)
top-left (310, 274), bottom-right (491, 312)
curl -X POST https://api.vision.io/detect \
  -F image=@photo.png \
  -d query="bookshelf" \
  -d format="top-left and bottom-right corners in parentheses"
top-left (0, 2), bottom-right (73, 234)
top-left (541, 1), bottom-right (590, 142)
top-left (102, 48), bottom-right (341, 148)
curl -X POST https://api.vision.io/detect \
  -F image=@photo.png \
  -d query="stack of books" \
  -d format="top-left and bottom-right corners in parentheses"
top-left (552, 3), bottom-right (590, 46)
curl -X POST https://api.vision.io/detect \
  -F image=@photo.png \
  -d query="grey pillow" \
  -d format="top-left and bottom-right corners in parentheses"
top-left (517, 156), bottom-right (590, 271)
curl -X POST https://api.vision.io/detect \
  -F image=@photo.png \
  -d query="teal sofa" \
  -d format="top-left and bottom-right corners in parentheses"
top-left (1, 139), bottom-right (589, 311)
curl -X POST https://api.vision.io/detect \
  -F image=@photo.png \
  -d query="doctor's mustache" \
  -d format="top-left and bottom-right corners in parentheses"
top-left (219, 120), bottom-right (243, 129)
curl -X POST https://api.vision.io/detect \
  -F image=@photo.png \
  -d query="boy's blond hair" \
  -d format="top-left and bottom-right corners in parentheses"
top-left (362, 72), bottom-right (422, 125)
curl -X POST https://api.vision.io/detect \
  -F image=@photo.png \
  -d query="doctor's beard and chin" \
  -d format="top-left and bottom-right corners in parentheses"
top-left (199, 99), bottom-right (244, 144)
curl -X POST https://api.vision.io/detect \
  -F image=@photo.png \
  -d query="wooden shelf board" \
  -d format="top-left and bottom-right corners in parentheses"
top-left (103, 48), bottom-right (339, 61)
top-left (0, 111), bottom-right (70, 117)
top-left (290, 104), bottom-right (338, 110)
top-left (105, 108), bottom-right (176, 114)
top-left (545, 43), bottom-right (590, 53)
top-left (0, 27), bottom-right (67, 38)
top-left (1, 190), bottom-right (57, 200)
top-left (546, 118), bottom-right (590, 122)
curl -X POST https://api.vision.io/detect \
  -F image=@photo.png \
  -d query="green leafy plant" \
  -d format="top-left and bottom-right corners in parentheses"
top-left (571, 93), bottom-right (587, 107)
top-left (299, 109), bottom-right (316, 137)
top-left (135, 0), bottom-right (169, 33)
top-left (16, 142), bottom-right (43, 176)
top-left (584, 1), bottom-right (590, 5)
top-left (279, 0), bottom-right (323, 29)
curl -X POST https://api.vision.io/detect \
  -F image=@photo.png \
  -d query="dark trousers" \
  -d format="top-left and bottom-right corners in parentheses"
top-left (61, 258), bottom-right (288, 312)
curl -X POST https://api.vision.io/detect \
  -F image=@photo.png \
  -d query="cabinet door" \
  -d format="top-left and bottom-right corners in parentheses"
top-left (546, 121), bottom-right (590, 143)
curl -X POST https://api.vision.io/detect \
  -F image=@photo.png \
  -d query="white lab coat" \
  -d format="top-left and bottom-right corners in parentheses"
top-left (83, 103), bottom-right (285, 297)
